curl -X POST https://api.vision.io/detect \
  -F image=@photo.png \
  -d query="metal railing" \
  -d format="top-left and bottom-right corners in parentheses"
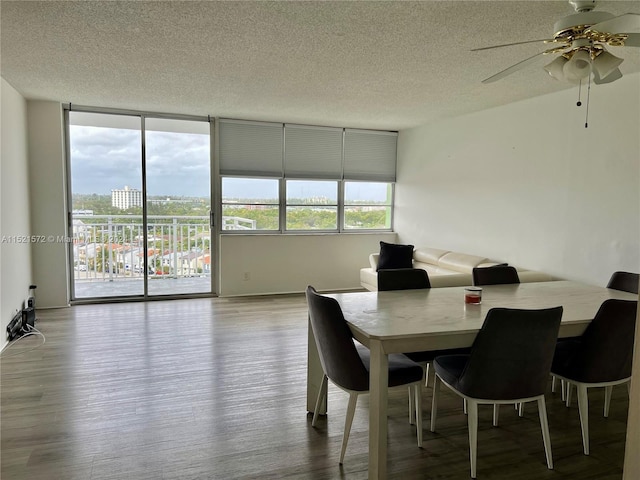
top-left (72, 214), bottom-right (254, 282)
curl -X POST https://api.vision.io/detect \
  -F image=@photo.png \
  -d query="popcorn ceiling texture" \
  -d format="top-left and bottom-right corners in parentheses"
top-left (2, 1), bottom-right (639, 130)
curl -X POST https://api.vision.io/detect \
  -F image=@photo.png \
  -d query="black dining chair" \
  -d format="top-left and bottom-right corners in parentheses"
top-left (472, 265), bottom-right (520, 286)
top-left (378, 268), bottom-right (431, 291)
top-left (555, 272), bottom-right (639, 403)
top-left (305, 286), bottom-right (425, 464)
top-left (430, 306), bottom-right (563, 479)
top-left (550, 299), bottom-right (637, 455)
top-left (607, 271), bottom-right (639, 294)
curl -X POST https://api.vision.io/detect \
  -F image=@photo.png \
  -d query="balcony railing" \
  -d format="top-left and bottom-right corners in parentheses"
top-left (72, 214), bottom-right (255, 283)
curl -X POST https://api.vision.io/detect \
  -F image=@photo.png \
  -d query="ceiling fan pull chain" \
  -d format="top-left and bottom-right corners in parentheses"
top-left (585, 70), bottom-right (592, 128)
top-left (577, 79), bottom-right (582, 107)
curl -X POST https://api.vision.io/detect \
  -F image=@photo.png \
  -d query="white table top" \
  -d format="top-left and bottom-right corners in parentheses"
top-left (328, 281), bottom-right (637, 354)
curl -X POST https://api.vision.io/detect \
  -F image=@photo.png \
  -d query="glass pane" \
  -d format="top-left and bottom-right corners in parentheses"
top-left (69, 111), bottom-right (144, 299)
top-left (221, 205), bottom-right (279, 230)
top-left (286, 206), bottom-right (337, 230)
top-left (344, 206), bottom-right (392, 230)
top-left (344, 181), bottom-right (392, 230)
top-left (286, 180), bottom-right (337, 204)
top-left (145, 118), bottom-right (211, 296)
top-left (345, 181), bottom-right (392, 205)
top-left (222, 178), bottom-right (279, 231)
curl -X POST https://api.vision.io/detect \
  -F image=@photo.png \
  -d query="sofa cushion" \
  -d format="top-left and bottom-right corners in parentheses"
top-left (377, 241), bottom-right (414, 271)
top-left (413, 247), bottom-right (450, 266)
top-left (437, 252), bottom-right (490, 274)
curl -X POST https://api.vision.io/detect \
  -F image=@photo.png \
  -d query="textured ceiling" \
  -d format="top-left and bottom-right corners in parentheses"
top-left (1, 1), bottom-right (639, 130)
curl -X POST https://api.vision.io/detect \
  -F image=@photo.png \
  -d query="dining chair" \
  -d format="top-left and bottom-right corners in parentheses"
top-left (607, 271), bottom-right (639, 294)
top-left (305, 286), bottom-right (425, 464)
top-left (556, 273), bottom-right (639, 404)
top-left (550, 299), bottom-right (637, 455)
top-left (472, 264), bottom-right (531, 415)
top-left (377, 267), bottom-right (431, 291)
top-left (472, 265), bottom-right (520, 286)
top-left (430, 306), bottom-right (563, 479)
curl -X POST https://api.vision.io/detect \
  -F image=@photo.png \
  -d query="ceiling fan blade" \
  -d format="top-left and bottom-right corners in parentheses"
top-left (621, 32), bottom-right (640, 47)
top-left (587, 13), bottom-right (640, 35)
top-left (481, 51), bottom-right (546, 84)
top-left (471, 39), bottom-right (551, 52)
top-left (593, 68), bottom-right (623, 85)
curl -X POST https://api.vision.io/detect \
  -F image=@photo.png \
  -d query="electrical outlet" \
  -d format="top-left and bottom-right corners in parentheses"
top-left (243, 272), bottom-right (250, 281)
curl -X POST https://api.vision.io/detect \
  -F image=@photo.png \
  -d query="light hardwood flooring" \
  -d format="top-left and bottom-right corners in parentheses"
top-left (1, 295), bottom-right (630, 479)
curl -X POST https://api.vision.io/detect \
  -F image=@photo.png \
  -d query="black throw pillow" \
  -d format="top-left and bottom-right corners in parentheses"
top-left (377, 241), bottom-right (414, 271)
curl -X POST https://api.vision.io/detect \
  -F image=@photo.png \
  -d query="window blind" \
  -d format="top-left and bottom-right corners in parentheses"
top-left (219, 119), bottom-right (397, 181)
top-left (343, 129), bottom-right (397, 182)
top-left (219, 119), bottom-right (283, 177)
top-left (284, 124), bottom-right (343, 179)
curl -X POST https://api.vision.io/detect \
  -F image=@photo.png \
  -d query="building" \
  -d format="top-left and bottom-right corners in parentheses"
top-left (111, 185), bottom-right (142, 210)
top-left (1, 2), bottom-right (639, 478)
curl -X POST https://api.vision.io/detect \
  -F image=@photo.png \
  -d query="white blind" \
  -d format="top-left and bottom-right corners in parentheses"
top-left (219, 119), bottom-right (283, 177)
top-left (284, 124), bottom-right (343, 179)
top-left (343, 129), bottom-right (397, 182)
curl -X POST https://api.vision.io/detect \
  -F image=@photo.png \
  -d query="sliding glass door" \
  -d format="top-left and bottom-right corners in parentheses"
top-left (144, 118), bottom-right (211, 296)
top-left (67, 110), bottom-right (212, 300)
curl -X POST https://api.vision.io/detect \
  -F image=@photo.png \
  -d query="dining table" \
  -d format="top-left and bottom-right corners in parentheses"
top-left (305, 280), bottom-right (638, 479)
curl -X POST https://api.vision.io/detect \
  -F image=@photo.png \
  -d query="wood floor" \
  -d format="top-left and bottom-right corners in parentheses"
top-left (1, 294), bottom-right (630, 479)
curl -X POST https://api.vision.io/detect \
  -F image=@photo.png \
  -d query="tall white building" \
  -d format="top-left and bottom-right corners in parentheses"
top-left (112, 186), bottom-right (142, 210)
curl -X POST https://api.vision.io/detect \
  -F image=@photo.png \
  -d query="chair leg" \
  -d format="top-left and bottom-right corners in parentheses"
top-left (424, 362), bottom-right (434, 388)
top-left (468, 399), bottom-right (479, 479)
top-left (312, 375), bottom-right (328, 427)
top-left (463, 398), bottom-right (468, 415)
top-left (430, 375), bottom-right (440, 432)
top-left (577, 384), bottom-right (590, 455)
top-left (518, 402), bottom-right (524, 417)
top-left (604, 385), bottom-right (613, 418)
top-left (339, 393), bottom-right (358, 464)
top-left (566, 382), bottom-right (572, 407)
top-left (414, 384), bottom-right (423, 447)
top-left (561, 379), bottom-right (567, 401)
top-left (537, 396), bottom-right (554, 470)
top-left (551, 375), bottom-right (557, 393)
top-left (492, 404), bottom-right (499, 427)
top-left (408, 386), bottom-right (415, 425)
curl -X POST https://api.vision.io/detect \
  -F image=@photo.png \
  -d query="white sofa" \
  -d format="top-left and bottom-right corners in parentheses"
top-left (360, 246), bottom-right (557, 291)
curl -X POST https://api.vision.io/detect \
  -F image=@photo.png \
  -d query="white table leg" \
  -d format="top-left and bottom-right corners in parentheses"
top-left (369, 339), bottom-right (388, 479)
top-left (307, 316), bottom-right (326, 414)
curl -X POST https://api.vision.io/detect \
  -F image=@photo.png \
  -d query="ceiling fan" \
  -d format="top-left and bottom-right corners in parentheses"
top-left (476, 0), bottom-right (640, 85)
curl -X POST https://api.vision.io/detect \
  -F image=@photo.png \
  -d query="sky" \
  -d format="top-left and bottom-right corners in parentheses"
top-left (69, 123), bottom-right (389, 202)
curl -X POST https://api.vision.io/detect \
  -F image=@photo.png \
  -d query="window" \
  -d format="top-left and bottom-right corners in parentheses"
top-left (344, 181), bottom-right (393, 230)
top-left (218, 119), bottom-right (397, 233)
top-left (286, 180), bottom-right (338, 231)
top-left (221, 178), bottom-right (279, 231)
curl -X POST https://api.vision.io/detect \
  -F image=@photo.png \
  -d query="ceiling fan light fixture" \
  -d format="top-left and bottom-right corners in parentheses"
top-left (563, 49), bottom-right (592, 83)
top-left (593, 66), bottom-right (623, 85)
top-left (544, 56), bottom-right (568, 80)
top-left (593, 51), bottom-right (624, 80)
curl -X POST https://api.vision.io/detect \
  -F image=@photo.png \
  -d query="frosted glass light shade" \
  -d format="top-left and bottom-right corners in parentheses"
top-left (563, 50), bottom-right (592, 83)
top-left (544, 56), bottom-right (568, 80)
top-left (593, 51), bottom-right (624, 80)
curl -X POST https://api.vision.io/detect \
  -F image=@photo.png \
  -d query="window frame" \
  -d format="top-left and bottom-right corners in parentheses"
top-left (220, 176), bottom-right (394, 234)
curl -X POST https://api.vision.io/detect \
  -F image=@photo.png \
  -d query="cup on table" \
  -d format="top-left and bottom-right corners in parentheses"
top-left (464, 287), bottom-right (482, 305)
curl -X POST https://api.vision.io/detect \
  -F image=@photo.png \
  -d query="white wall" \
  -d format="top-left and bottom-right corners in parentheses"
top-left (219, 232), bottom-right (395, 296)
top-left (395, 73), bottom-right (640, 287)
top-left (27, 101), bottom-right (68, 308)
top-left (1, 79), bottom-right (33, 350)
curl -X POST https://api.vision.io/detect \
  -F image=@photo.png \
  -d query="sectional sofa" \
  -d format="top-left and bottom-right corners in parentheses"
top-left (360, 246), bottom-right (558, 291)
